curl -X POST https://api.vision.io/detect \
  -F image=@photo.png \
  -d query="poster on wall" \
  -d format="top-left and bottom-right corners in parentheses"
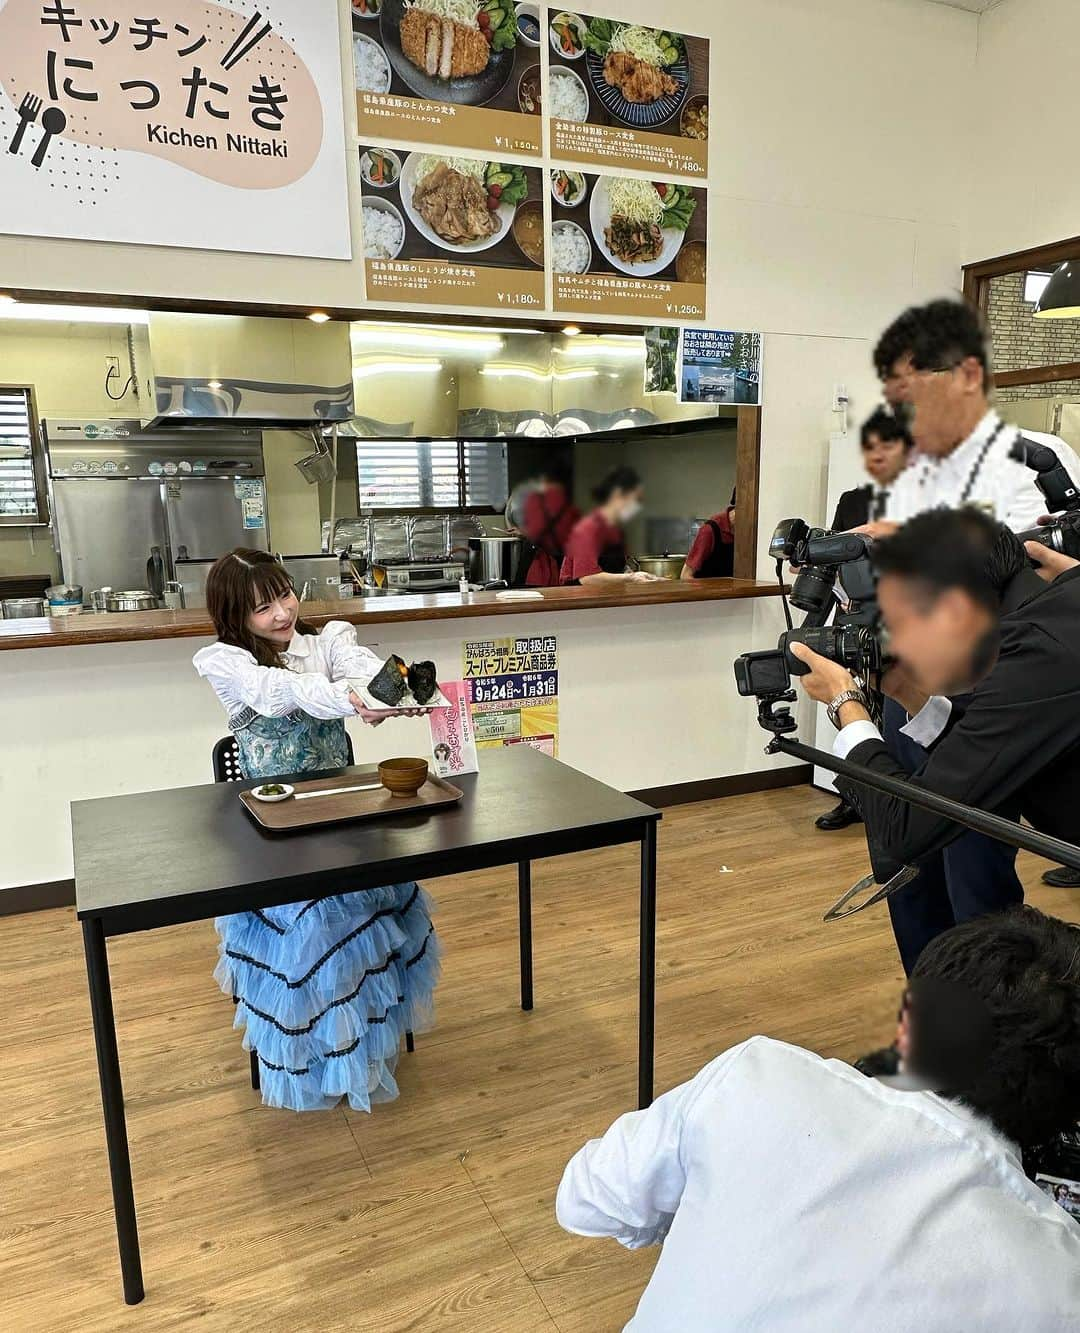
top-left (462, 633), bottom-right (559, 756)
top-left (643, 325), bottom-right (678, 393)
top-left (360, 145), bottom-right (545, 310)
top-left (352, 0), bottom-right (542, 158)
top-left (677, 329), bottom-right (762, 405)
top-left (547, 13), bottom-right (708, 179)
top-left (0, 0), bottom-right (351, 258)
top-left (550, 170), bottom-right (706, 320)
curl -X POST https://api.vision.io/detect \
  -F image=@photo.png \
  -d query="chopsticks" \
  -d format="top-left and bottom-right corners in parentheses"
top-left (293, 782), bottom-right (383, 800)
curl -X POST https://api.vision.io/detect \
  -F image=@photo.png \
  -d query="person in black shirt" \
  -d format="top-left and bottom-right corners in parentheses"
top-left (792, 509), bottom-right (1080, 972)
top-left (816, 410), bottom-right (914, 830)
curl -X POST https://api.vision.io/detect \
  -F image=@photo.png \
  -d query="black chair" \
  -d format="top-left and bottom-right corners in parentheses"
top-left (211, 734), bottom-right (415, 1096)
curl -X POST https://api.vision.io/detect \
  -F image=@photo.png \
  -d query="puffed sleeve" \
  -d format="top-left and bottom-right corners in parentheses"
top-left (193, 642), bottom-right (354, 721)
top-left (317, 621), bottom-right (384, 684)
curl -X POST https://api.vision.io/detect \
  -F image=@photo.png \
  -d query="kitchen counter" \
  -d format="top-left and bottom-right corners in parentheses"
top-left (0, 578), bottom-right (786, 651)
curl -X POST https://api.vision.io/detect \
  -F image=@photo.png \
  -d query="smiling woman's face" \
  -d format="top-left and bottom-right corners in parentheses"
top-left (246, 587), bottom-right (299, 646)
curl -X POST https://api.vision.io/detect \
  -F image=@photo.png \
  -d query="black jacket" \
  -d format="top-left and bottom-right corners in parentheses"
top-left (831, 486), bottom-right (872, 532)
top-left (837, 567), bottom-right (1080, 866)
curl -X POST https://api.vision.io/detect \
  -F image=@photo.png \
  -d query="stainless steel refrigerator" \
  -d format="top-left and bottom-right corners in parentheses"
top-left (43, 419), bottom-right (269, 604)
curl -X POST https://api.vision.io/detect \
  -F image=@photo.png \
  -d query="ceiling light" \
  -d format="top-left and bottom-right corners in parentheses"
top-left (562, 324), bottom-right (582, 337)
top-left (0, 302), bottom-right (150, 324)
top-left (1034, 261), bottom-right (1080, 319)
top-left (352, 359), bottom-right (443, 378)
top-left (208, 380), bottom-right (223, 390)
top-left (308, 311), bottom-right (332, 323)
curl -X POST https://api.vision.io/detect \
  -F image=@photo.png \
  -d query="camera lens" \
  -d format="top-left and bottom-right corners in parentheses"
top-left (791, 564), bottom-right (836, 614)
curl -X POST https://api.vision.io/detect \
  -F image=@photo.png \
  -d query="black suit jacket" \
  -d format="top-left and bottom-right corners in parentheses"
top-left (837, 567), bottom-right (1080, 866)
top-left (831, 486), bottom-right (872, 532)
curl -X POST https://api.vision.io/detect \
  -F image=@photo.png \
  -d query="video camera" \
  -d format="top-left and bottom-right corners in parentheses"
top-left (734, 518), bottom-right (888, 734)
top-left (1013, 436), bottom-right (1080, 558)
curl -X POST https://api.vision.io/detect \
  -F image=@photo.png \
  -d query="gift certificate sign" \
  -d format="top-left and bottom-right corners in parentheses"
top-left (0, 0), bottom-right (351, 258)
top-left (462, 633), bottom-right (559, 756)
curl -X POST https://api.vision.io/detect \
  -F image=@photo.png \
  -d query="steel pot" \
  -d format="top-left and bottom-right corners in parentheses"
top-left (633, 554), bottom-right (686, 580)
top-left (2, 597), bottom-right (46, 619)
top-left (105, 590), bottom-right (159, 613)
top-left (467, 535), bottom-right (527, 587)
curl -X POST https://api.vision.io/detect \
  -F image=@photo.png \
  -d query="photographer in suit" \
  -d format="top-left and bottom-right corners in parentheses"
top-left (791, 507), bottom-right (1080, 974)
top-left (816, 410), bottom-right (914, 831)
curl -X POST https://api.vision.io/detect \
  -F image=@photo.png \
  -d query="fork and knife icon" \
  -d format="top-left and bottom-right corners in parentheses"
top-left (8, 92), bottom-right (67, 168)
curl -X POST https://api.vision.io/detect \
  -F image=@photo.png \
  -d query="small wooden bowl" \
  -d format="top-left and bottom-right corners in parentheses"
top-left (378, 757), bottom-right (429, 799)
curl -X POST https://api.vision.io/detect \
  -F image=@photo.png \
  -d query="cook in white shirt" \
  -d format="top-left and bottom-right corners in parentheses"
top-left (194, 620), bottom-right (384, 722)
top-left (558, 908), bottom-right (1080, 1332)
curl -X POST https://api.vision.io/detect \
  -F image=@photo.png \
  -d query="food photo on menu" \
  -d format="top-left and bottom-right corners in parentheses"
top-left (352, 0), bottom-right (544, 155)
top-left (549, 169), bottom-right (707, 319)
top-left (359, 145), bottom-right (545, 308)
top-left (546, 12), bottom-right (709, 176)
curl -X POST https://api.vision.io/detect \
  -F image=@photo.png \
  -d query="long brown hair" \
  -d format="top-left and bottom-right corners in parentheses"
top-left (206, 549), bottom-right (317, 667)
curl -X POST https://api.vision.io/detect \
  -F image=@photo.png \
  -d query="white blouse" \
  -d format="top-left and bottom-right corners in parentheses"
top-left (193, 621), bottom-right (383, 721)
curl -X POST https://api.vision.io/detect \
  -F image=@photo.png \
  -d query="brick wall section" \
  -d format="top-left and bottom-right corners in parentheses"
top-left (987, 272), bottom-right (1080, 401)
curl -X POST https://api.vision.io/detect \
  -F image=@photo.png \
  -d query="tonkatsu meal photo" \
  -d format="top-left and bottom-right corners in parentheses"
top-left (373, 0), bottom-right (520, 105)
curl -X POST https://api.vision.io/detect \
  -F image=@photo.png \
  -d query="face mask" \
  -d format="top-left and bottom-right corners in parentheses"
top-left (621, 500), bottom-right (641, 522)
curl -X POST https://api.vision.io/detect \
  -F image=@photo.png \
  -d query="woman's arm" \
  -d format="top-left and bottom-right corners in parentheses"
top-left (578, 571), bottom-right (662, 587)
top-left (196, 645), bottom-right (356, 720)
top-left (319, 621), bottom-right (384, 683)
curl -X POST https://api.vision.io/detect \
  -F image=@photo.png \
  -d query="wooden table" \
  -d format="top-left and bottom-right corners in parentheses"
top-left (73, 747), bottom-right (661, 1306)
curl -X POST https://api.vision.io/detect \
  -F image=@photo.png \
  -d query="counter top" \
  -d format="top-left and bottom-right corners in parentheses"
top-left (0, 578), bottom-right (785, 651)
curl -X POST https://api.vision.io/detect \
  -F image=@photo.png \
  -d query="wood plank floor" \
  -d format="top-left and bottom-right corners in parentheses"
top-left (2, 786), bottom-right (1074, 1332)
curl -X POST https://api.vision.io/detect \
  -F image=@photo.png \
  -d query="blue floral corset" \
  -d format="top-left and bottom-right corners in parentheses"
top-left (231, 707), bottom-right (350, 781)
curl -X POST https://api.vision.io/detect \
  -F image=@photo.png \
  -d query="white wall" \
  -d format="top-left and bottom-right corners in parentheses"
top-left (967, 0), bottom-right (1080, 261)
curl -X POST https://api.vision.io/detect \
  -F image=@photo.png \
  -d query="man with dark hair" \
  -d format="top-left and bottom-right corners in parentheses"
top-left (816, 410), bottom-right (915, 831)
top-left (558, 906), bottom-right (1080, 1330)
top-left (792, 507), bottom-right (1080, 971)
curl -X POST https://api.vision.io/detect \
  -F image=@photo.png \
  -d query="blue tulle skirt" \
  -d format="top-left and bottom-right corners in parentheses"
top-left (213, 883), bottom-right (440, 1113)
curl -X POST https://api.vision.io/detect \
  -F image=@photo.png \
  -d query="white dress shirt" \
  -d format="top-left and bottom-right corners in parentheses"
top-left (833, 694), bottom-right (951, 761)
top-left (193, 621), bottom-right (382, 721)
top-left (557, 1037), bottom-right (1080, 1332)
top-left (886, 410), bottom-right (1080, 532)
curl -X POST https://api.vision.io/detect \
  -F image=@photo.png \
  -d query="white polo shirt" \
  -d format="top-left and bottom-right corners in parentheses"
top-left (557, 1036), bottom-right (1080, 1332)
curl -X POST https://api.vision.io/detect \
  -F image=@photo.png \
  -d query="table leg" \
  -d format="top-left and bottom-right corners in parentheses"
top-left (638, 824), bottom-right (657, 1109)
top-left (82, 918), bottom-right (144, 1306)
top-left (518, 860), bottom-right (534, 1012)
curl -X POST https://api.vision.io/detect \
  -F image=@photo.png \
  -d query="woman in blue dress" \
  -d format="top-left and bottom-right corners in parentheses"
top-left (193, 549), bottom-right (439, 1113)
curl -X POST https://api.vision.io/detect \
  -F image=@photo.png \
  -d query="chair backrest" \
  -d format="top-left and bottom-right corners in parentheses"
top-left (211, 731), bottom-right (356, 783)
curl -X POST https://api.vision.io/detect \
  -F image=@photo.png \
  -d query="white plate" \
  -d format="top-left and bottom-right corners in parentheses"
top-left (250, 783), bottom-right (295, 803)
top-left (354, 32), bottom-right (391, 93)
top-left (550, 168), bottom-right (586, 208)
top-left (549, 11), bottom-right (587, 60)
top-left (588, 177), bottom-right (685, 278)
top-left (399, 154), bottom-right (515, 255)
top-left (350, 679), bottom-right (452, 713)
top-left (360, 147), bottom-right (401, 189)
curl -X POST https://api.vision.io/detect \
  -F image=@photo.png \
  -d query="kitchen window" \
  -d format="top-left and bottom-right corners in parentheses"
top-left (0, 386), bottom-right (47, 526)
top-left (355, 439), bottom-right (508, 511)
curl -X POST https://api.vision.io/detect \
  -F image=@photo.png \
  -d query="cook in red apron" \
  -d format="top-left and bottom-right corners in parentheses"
top-left (560, 466), bottom-right (661, 587)
top-left (681, 495), bottom-right (736, 580)
top-left (522, 476), bottom-right (581, 587)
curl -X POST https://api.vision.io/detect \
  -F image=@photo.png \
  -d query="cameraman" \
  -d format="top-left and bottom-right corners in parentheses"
top-left (791, 508), bottom-right (1080, 974)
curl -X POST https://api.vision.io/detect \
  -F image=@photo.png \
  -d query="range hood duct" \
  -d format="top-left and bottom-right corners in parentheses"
top-left (135, 313), bottom-right (354, 430)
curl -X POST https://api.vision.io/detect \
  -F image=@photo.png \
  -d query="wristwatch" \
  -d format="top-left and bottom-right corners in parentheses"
top-left (827, 688), bottom-right (870, 729)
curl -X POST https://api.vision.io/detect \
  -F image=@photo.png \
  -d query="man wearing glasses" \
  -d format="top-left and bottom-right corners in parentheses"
top-left (851, 300), bottom-right (1080, 985)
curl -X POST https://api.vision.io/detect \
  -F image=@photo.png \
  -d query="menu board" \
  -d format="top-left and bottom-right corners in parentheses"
top-left (547, 12), bottom-right (708, 178)
top-left (360, 146), bottom-right (545, 310)
top-left (550, 171), bottom-right (706, 320)
top-left (352, 0), bottom-right (542, 157)
top-left (353, 6), bottom-right (711, 325)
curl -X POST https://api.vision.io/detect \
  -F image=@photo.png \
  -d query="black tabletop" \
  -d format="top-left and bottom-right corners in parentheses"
top-left (73, 747), bottom-right (659, 932)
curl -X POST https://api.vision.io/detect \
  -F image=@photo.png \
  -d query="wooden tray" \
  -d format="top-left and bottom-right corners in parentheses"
top-left (239, 770), bottom-right (463, 832)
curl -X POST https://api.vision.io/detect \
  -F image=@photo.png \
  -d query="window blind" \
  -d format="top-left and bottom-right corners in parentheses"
top-left (355, 440), bottom-right (508, 510)
top-left (0, 389), bottom-right (39, 520)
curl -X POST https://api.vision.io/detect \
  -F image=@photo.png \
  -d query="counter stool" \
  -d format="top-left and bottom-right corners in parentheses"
top-left (210, 735), bottom-right (415, 1097)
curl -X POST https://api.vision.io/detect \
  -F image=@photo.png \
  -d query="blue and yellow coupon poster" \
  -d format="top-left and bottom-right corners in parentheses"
top-left (462, 633), bottom-right (558, 757)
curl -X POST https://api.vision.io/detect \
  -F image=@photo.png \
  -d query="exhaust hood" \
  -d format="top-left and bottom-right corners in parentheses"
top-left (134, 313), bottom-right (354, 430)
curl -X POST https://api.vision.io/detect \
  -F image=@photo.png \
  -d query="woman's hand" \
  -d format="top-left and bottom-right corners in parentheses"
top-left (1024, 541), bottom-right (1079, 583)
top-left (350, 692), bottom-right (428, 727)
top-left (629, 570), bottom-right (664, 583)
top-left (787, 642), bottom-right (857, 706)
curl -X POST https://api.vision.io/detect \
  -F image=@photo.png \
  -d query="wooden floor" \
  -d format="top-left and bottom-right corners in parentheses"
top-left (2, 786), bottom-right (1074, 1333)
